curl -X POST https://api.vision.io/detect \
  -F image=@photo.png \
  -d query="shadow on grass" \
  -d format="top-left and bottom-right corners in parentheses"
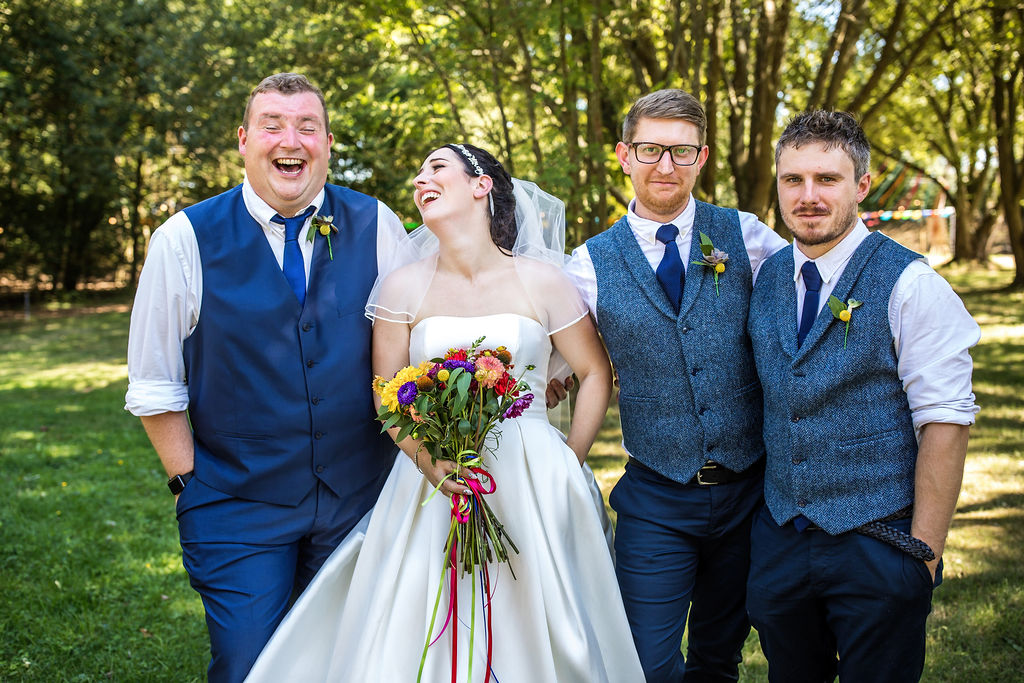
top-left (957, 493), bottom-right (1024, 515)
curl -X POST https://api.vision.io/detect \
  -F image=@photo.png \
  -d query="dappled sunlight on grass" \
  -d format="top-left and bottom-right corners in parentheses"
top-left (1, 361), bottom-right (128, 392)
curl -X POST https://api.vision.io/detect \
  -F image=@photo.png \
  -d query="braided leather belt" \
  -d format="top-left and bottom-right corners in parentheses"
top-left (801, 505), bottom-right (935, 562)
top-left (854, 506), bottom-right (936, 562)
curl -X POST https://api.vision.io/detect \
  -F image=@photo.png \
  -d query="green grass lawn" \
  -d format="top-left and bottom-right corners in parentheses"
top-left (1, 262), bottom-right (1021, 681)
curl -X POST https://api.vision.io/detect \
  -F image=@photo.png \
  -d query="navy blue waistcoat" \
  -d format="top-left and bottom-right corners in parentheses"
top-left (182, 184), bottom-right (395, 506)
top-left (749, 232), bottom-right (920, 533)
top-left (588, 202), bottom-right (765, 483)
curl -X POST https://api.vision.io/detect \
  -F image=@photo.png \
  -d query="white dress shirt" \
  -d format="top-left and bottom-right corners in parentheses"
top-left (565, 195), bottom-right (789, 321)
top-left (125, 179), bottom-right (407, 417)
top-left (793, 220), bottom-right (980, 432)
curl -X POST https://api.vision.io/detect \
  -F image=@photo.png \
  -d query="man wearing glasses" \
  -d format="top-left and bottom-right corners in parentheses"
top-left (565, 89), bottom-right (787, 682)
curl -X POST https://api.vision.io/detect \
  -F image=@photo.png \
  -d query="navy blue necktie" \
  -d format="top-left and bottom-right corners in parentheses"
top-left (655, 224), bottom-right (684, 312)
top-left (271, 206), bottom-right (316, 307)
top-left (797, 260), bottom-right (822, 348)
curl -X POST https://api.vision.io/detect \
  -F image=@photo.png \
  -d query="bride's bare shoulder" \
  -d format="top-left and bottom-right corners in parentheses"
top-left (379, 254), bottom-right (437, 291)
top-left (513, 256), bottom-right (574, 290)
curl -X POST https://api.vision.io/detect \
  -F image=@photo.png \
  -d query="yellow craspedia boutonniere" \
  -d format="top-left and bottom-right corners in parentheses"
top-left (306, 215), bottom-right (339, 260)
top-left (827, 295), bottom-right (862, 348)
top-left (690, 231), bottom-right (729, 296)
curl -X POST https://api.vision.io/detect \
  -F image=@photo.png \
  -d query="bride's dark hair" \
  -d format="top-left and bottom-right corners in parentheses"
top-left (444, 143), bottom-right (517, 252)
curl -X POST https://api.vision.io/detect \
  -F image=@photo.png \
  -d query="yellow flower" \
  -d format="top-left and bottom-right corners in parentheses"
top-left (714, 263), bottom-right (725, 274)
top-left (839, 309), bottom-right (851, 322)
top-left (394, 365), bottom-right (424, 385)
top-left (379, 364), bottom-right (430, 412)
top-left (437, 369), bottom-right (450, 382)
top-left (380, 380), bottom-right (401, 412)
top-left (319, 225), bottom-right (330, 236)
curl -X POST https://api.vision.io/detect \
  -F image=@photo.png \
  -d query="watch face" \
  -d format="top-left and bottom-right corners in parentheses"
top-left (167, 473), bottom-right (191, 495)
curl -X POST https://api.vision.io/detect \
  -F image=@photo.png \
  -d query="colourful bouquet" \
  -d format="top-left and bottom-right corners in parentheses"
top-left (372, 336), bottom-right (535, 683)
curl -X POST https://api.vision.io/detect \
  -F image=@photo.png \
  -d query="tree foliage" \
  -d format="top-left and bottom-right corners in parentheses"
top-left (0, 0), bottom-right (1021, 291)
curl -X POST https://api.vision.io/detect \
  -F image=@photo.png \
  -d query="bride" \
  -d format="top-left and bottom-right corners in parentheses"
top-left (244, 144), bottom-right (643, 682)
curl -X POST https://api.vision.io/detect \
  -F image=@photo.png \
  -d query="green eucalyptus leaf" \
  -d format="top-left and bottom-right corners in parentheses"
top-left (456, 370), bottom-right (472, 397)
top-left (826, 294), bottom-right (847, 319)
top-left (395, 421), bottom-right (415, 443)
top-left (699, 231), bottom-right (714, 257)
top-left (380, 412), bottom-right (403, 431)
top-left (458, 419), bottom-right (473, 437)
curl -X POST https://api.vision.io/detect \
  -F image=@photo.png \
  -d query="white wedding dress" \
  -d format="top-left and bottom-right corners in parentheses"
top-left (245, 313), bottom-right (643, 682)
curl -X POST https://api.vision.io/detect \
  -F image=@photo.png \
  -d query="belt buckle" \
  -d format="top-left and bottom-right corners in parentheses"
top-left (696, 462), bottom-right (719, 486)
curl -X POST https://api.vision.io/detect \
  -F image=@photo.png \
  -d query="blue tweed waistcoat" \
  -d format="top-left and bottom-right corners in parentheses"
top-left (588, 201), bottom-right (765, 483)
top-left (182, 184), bottom-right (395, 506)
top-left (748, 231), bottom-right (921, 533)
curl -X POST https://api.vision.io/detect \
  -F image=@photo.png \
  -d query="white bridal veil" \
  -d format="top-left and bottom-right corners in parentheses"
top-left (364, 178), bottom-right (586, 335)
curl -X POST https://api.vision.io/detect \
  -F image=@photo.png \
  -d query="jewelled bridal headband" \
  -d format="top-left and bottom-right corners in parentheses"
top-left (452, 144), bottom-right (484, 176)
top-left (452, 143), bottom-right (494, 215)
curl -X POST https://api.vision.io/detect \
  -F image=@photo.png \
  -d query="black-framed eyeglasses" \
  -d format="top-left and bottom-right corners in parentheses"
top-left (628, 142), bottom-right (703, 166)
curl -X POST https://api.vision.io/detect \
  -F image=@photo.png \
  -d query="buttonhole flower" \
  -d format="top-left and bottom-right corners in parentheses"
top-left (827, 296), bottom-right (862, 349)
top-left (690, 231), bottom-right (729, 296)
top-left (306, 215), bottom-right (339, 260)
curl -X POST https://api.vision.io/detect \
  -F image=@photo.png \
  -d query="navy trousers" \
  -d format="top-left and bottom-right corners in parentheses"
top-left (175, 475), bottom-right (384, 683)
top-left (747, 505), bottom-right (940, 683)
top-left (610, 460), bottom-right (763, 683)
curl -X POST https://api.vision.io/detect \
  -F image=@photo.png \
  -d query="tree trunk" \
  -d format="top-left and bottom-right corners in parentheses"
top-left (991, 7), bottom-right (1024, 288)
top-left (700, 0), bottom-right (723, 204)
top-left (128, 150), bottom-right (145, 287)
top-left (741, 0), bottom-right (791, 217)
top-left (586, 3), bottom-right (608, 234)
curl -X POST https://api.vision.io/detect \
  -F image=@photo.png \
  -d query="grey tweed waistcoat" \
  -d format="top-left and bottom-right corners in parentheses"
top-left (748, 231), bottom-right (921, 533)
top-left (588, 201), bottom-right (765, 483)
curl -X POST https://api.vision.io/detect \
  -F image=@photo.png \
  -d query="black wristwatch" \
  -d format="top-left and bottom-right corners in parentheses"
top-left (167, 471), bottom-right (194, 495)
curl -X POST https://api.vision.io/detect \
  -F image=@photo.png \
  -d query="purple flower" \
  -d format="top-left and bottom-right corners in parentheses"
top-left (503, 393), bottom-right (534, 419)
top-left (397, 381), bottom-right (418, 406)
top-left (443, 359), bottom-right (476, 374)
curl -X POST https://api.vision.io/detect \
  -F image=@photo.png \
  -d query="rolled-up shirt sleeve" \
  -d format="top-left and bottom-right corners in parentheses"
top-left (124, 212), bottom-right (201, 416)
top-left (890, 260), bottom-right (981, 433)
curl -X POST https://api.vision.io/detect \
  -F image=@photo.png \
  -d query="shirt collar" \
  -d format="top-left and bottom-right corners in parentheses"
top-left (241, 176), bottom-right (325, 231)
top-left (792, 219), bottom-right (870, 284)
top-left (626, 195), bottom-right (695, 244)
